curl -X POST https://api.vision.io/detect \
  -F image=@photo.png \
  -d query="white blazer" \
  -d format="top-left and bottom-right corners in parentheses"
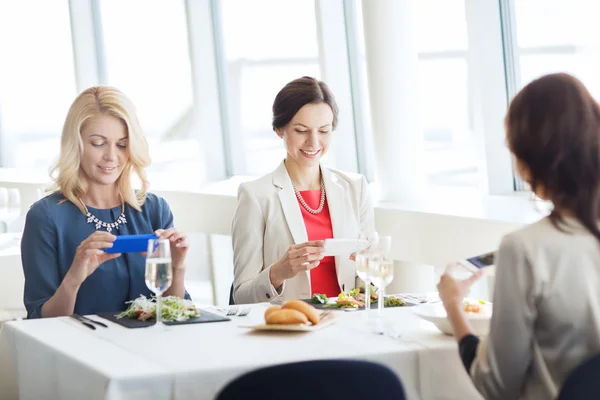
top-left (231, 160), bottom-right (375, 304)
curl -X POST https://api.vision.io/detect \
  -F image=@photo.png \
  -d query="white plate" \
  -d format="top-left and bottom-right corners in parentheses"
top-left (412, 303), bottom-right (492, 336)
top-left (240, 311), bottom-right (337, 332)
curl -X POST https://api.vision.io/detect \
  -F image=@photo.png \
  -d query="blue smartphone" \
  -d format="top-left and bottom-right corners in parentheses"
top-left (105, 234), bottom-right (158, 254)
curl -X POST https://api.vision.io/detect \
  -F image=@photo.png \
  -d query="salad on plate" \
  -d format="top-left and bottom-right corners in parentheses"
top-left (310, 286), bottom-right (404, 309)
top-left (116, 295), bottom-right (200, 322)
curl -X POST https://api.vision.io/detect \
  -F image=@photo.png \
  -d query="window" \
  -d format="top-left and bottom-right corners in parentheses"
top-left (99, 0), bottom-right (200, 188)
top-left (0, 1), bottom-right (76, 169)
top-left (514, 0), bottom-right (600, 98)
top-left (356, 0), bottom-right (481, 188)
top-left (219, 0), bottom-right (322, 176)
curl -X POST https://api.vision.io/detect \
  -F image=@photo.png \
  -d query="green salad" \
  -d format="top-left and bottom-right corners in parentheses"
top-left (383, 296), bottom-right (405, 307)
top-left (311, 293), bottom-right (328, 304)
top-left (116, 295), bottom-right (200, 322)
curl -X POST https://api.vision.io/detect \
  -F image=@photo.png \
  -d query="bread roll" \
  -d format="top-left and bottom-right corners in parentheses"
top-left (264, 305), bottom-right (282, 320)
top-left (282, 300), bottom-right (320, 325)
top-left (266, 309), bottom-right (308, 325)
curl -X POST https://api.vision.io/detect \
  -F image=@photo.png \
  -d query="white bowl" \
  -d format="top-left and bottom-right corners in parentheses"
top-left (412, 303), bottom-right (492, 336)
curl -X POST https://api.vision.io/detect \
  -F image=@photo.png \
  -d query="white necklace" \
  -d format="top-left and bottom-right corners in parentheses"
top-left (292, 177), bottom-right (326, 215)
top-left (83, 202), bottom-right (127, 233)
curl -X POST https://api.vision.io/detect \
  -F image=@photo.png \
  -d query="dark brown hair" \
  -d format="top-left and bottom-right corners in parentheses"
top-left (272, 76), bottom-right (339, 130)
top-left (506, 72), bottom-right (600, 239)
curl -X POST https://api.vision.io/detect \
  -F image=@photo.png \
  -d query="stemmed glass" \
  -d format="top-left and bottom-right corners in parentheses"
top-left (367, 236), bottom-right (393, 333)
top-left (355, 232), bottom-right (379, 318)
top-left (355, 233), bottom-right (372, 316)
top-left (145, 238), bottom-right (173, 328)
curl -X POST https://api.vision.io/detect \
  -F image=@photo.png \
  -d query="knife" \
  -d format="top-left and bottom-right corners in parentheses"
top-left (74, 314), bottom-right (108, 328)
top-left (70, 315), bottom-right (96, 330)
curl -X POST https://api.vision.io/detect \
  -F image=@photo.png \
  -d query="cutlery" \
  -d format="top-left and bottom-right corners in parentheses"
top-left (226, 306), bottom-right (239, 316)
top-left (238, 307), bottom-right (250, 316)
top-left (74, 314), bottom-right (108, 328)
top-left (224, 306), bottom-right (251, 316)
top-left (70, 315), bottom-right (96, 330)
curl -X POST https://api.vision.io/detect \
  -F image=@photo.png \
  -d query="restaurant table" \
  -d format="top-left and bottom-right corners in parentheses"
top-left (0, 304), bottom-right (483, 400)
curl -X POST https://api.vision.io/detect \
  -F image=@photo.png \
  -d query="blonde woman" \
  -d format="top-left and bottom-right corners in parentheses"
top-left (21, 86), bottom-right (190, 319)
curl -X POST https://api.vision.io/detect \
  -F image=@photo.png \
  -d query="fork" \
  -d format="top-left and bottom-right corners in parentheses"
top-left (226, 306), bottom-right (239, 316)
top-left (237, 307), bottom-right (250, 317)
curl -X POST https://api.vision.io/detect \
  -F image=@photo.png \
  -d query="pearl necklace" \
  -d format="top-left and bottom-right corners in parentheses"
top-left (83, 202), bottom-right (127, 233)
top-left (292, 177), bottom-right (326, 215)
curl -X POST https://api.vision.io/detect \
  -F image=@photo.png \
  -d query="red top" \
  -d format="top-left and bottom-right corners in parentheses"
top-left (297, 190), bottom-right (340, 297)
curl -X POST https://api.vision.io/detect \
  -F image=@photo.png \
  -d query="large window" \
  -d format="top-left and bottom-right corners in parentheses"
top-left (99, 0), bottom-right (200, 187)
top-left (514, 0), bottom-right (600, 98)
top-left (219, 0), bottom-right (322, 176)
top-left (0, 1), bottom-right (76, 170)
top-left (357, 0), bottom-right (479, 188)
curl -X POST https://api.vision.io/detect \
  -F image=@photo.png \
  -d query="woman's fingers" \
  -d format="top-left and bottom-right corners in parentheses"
top-left (99, 253), bottom-right (121, 262)
top-left (169, 232), bottom-right (189, 248)
top-left (83, 241), bottom-right (115, 250)
top-left (175, 237), bottom-right (190, 248)
top-left (155, 228), bottom-right (177, 240)
top-left (83, 248), bottom-right (105, 257)
top-left (463, 269), bottom-right (485, 287)
top-left (306, 260), bottom-right (321, 270)
top-left (80, 232), bottom-right (116, 247)
top-left (290, 246), bottom-right (324, 259)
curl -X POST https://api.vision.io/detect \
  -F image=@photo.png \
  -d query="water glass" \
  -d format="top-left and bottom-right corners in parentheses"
top-left (145, 238), bottom-right (173, 328)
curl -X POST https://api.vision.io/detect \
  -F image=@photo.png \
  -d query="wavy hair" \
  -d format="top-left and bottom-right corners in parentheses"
top-left (50, 86), bottom-right (150, 214)
top-left (506, 73), bottom-right (600, 240)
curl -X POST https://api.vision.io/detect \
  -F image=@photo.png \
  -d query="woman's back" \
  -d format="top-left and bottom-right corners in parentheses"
top-left (472, 216), bottom-right (600, 399)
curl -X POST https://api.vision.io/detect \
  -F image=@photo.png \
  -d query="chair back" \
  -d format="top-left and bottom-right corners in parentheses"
top-left (558, 353), bottom-right (600, 400)
top-left (216, 359), bottom-right (406, 400)
top-left (228, 284), bottom-right (234, 305)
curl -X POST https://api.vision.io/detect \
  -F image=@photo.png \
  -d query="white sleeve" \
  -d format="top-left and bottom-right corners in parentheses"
top-left (359, 175), bottom-right (375, 235)
top-left (231, 183), bottom-right (285, 304)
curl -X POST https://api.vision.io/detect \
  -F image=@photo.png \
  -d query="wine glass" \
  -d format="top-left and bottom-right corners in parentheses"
top-left (367, 236), bottom-right (393, 333)
top-left (145, 238), bottom-right (173, 328)
top-left (355, 233), bottom-right (371, 315)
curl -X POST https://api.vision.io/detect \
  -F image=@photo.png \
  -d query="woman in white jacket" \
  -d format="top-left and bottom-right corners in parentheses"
top-left (231, 77), bottom-right (375, 304)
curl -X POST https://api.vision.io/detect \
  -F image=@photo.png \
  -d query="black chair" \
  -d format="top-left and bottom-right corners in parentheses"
top-left (215, 359), bottom-right (406, 400)
top-left (558, 353), bottom-right (600, 399)
top-left (228, 284), bottom-right (235, 305)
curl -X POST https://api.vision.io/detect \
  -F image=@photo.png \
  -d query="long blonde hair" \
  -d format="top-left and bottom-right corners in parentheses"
top-left (50, 86), bottom-right (150, 214)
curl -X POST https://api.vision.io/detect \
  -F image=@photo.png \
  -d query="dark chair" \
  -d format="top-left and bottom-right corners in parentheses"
top-left (558, 353), bottom-right (600, 400)
top-left (228, 284), bottom-right (235, 305)
top-left (215, 359), bottom-right (406, 400)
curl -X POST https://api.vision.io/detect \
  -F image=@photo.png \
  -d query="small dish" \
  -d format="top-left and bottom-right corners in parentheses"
top-left (413, 303), bottom-right (492, 336)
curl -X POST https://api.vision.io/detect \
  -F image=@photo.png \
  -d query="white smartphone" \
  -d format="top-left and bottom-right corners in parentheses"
top-left (458, 251), bottom-right (495, 273)
top-left (322, 239), bottom-right (368, 257)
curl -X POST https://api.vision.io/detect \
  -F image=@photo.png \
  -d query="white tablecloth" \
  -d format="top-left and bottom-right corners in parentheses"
top-left (0, 305), bottom-right (483, 400)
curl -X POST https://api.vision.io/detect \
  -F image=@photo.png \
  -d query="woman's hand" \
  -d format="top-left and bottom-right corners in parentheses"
top-left (155, 228), bottom-right (189, 270)
top-left (270, 240), bottom-right (325, 288)
top-left (65, 231), bottom-right (119, 287)
top-left (437, 263), bottom-right (484, 310)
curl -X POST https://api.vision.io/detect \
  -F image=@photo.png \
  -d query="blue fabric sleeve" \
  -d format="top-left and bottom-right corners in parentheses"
top-left (159, 196), bottom-right (175, 230)
top-left (459, 334), bottom-right (481, 373)
top-left (21, 202), bottom-right (60, 319)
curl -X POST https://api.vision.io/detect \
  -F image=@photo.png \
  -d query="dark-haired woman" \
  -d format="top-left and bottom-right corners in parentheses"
top-left (437, 73), bottom-right (600, 399)
top-left (231, 76), bottom-right (375, 304)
